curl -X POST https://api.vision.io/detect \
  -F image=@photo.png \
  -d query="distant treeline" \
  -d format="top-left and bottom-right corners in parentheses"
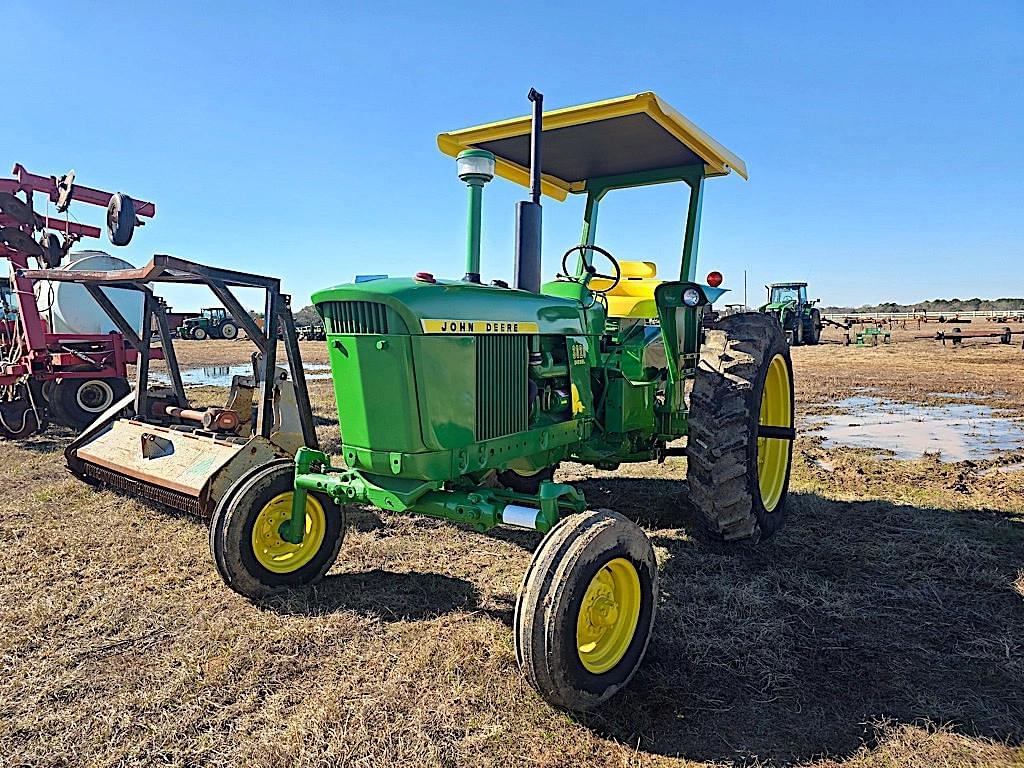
top-left (822, 298), bottom-right (1024, 314)
top-left (249, 306), bottom-right (321, 326)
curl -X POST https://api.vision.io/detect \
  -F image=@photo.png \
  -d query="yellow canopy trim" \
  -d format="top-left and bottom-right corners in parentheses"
top-left (437, 92), bottom-right (748, 202)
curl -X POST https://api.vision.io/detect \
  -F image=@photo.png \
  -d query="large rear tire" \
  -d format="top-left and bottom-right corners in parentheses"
top-left (806, 309), bottom-right (822, 345)
top-left (514, 508), bottom-right (658, 711)
top-left (686, 313), bottom-right (794, 541)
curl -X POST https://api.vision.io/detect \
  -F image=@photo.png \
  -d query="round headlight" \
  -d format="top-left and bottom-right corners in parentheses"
top-left (682, 287), bottom-right (702, 307)
top-left (456, 149), bottom-right (495, 183)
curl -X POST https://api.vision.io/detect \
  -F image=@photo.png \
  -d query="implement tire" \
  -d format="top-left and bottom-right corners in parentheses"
top-left (210, 462), bottom-right (345, 602)
top-left (686, 312), bottom-right (794, 541)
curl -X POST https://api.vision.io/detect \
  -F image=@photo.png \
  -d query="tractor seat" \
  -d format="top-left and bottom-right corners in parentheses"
top-left (589, 261), bottom-right (661, 319)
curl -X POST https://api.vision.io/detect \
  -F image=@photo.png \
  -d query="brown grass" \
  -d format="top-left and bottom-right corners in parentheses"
top-left (1, 335), bottom-right (1023, 766)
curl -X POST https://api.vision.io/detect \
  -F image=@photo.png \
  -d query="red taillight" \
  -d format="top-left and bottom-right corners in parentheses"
top-left (706, 271), bottom-right (723, 287)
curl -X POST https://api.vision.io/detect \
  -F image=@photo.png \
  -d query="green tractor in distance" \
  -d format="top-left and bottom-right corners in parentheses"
top-left (760, 282), bottom-right (822, 345)
top-left (210, 91), bottom-right (795, 711)
top-left (178, 306), bottom-right (239, 340)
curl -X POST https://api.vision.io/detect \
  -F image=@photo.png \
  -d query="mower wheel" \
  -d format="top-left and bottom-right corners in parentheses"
top-left (687, 312), bottom-right (794, 541)
top-left (498, 464), bottom-right (557, 495)
top-left (210, 461), bottom-right (345, 601)
top-left (51, 376), bottom-right (130, 429)
top-left (192, 326), bottom-right (208, 341)
top-left (106, 192), bottom-right (136, 246)
top-left (219, 322), bottom-right (238, 340)
top-left (209, 458), bottom-right (292, 581)
top-left (514, 508), bottom-right (658, 711)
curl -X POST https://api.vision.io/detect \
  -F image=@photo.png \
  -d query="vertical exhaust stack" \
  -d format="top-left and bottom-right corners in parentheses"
top-left (514, 88), bottom-right (544, 293)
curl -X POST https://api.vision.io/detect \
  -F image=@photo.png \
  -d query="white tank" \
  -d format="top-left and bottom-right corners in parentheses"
top-left (43, 251), bottom-right (144, 336)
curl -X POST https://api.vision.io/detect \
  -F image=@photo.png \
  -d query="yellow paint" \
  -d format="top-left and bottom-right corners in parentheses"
top-left (251, 492), bottom-right (327, 574)
top-left (590, 260), bottom-right (661, 319)
top-left (576, 557), bottom-right (642, 674)
top-left (420, 319), bottom-right (540, 334)
top-left (437, 92), bottom-right (748, 201)
top-left (570, 382), bottom-right (585, 416)
top-left (757, 354), bottom-right (792, 512)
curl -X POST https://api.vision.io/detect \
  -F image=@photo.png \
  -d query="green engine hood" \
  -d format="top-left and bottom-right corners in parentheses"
top-left (312, 277), bottom-right (586, 336)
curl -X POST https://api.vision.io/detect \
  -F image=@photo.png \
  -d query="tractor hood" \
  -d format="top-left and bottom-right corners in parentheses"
top-left (761, 300), bottom-right (796, 311)
top-left (312, 277), bottom-right (586, 336)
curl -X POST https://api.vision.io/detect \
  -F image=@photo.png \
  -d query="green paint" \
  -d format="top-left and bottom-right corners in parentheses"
top-left (465, 182), bottom-right (484, 280)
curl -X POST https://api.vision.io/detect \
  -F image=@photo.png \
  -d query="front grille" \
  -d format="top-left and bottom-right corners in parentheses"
top-left (476, 335), bottom-right (529, 441)
top-left (80, 461), bottom-right (202, 516)
top-left (319, 301), bottom-right (389, 334)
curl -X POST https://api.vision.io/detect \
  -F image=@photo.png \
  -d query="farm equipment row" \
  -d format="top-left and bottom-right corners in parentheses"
top-left (26, 89), bottom-right (795, 713)
top-left (0, 165), bottom-right (154, 437)
top-left (920, 327), bottom-right (1023, 347)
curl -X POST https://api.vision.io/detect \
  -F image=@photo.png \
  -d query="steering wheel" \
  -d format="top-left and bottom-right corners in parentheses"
top-left (560, 244), bottom-right (621, 294)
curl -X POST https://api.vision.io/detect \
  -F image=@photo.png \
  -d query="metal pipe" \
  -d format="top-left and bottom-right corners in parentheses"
top-left (514, 88), bottom-right (544, 294)
top-left (528, 89), bottom-right (543, 204)
top-left (157, 404), bottom-right (240, 431)
top-left (464, 181), bottom-right (484, 283)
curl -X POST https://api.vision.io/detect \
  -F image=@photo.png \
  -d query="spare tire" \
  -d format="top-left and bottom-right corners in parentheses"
top-left (107, 193), bottom-right (136, 246)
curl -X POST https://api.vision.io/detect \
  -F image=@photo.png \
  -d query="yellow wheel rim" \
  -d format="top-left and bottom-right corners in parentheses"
top-left (250, 492), bottom-right (327, 574)
top-left (576, 558), bottom-right (642, 674)
top-left (757, 353), bottom-right (793, 512)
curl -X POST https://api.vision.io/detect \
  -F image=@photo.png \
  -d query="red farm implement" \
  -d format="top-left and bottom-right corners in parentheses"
top-left (0, 164), bottom-right (156, 437)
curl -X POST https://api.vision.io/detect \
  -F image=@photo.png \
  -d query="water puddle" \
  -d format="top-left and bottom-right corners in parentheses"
top-left (152, 363), bottom-right (332, 388)
top-left (806, 396), bottom-right (1024, 462)
top-left (928, 391), bottom-right (1003, 401)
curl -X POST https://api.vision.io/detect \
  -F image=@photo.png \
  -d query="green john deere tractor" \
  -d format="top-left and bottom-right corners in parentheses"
top-left (760, 282), bottom-right (822, 345)
top-left (178, 307), bottom-right (239, 340)
top-left (209, 90), bottom-right (795, 711)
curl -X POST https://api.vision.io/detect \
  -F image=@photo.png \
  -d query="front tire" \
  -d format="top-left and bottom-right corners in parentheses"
top-left (686, 313), bottom-right (794, 541)
top-left (209, 462), bottom-right (345, 601)
top-left (514, 508), bottom-right (658, 711)
top-left (192, 326), bottom-right (208, 341)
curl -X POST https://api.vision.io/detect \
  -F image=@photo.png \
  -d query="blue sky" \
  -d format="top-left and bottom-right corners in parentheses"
top-left (5, 1), bottom-right (1022, 310)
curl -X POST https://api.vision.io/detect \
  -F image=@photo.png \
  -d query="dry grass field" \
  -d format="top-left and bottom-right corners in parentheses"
top-left (2, 324), bottom-right (1023, 767)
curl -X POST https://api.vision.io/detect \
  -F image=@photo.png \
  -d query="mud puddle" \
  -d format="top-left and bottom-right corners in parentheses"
top-left (805, 396), bottom-right (1024, 461)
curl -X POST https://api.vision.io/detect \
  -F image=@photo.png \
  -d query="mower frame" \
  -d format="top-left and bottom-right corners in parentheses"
top-left (19, 255), bottom-right (317, 515)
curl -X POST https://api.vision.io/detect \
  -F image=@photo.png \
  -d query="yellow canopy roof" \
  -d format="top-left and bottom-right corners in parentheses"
top-left (436, 92), bottom-right (748, 201)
